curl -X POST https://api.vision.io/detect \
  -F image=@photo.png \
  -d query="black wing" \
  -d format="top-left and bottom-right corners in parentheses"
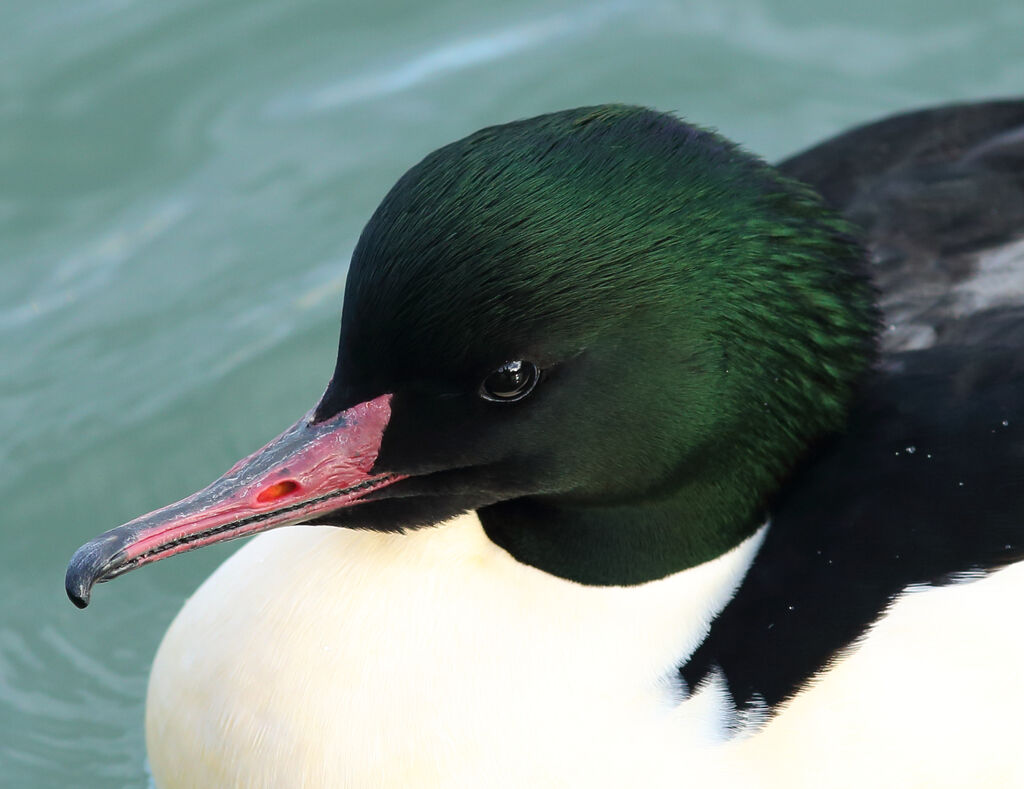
top-left (681, 345), bottom-right (1024, 716)
top-left (682, 99), bottom-right (1024, 720)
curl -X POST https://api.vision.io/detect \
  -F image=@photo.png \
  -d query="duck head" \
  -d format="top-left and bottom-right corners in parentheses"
top-left (67, 105), bottom-right (878, 606)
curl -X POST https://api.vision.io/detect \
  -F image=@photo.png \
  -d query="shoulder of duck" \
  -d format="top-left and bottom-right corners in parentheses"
top-left (779, 99), bottom-right (1024, 353)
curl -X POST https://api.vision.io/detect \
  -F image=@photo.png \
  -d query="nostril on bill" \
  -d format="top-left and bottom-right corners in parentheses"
top-left (256, 479), bottom-right (301, 504)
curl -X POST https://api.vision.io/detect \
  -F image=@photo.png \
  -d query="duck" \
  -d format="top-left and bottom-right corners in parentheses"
top-left (66, 100), bottom-right (1024, 788)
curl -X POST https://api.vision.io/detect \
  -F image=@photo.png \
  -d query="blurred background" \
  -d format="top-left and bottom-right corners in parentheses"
top-left (1, 0), bottom-right (1022, 785)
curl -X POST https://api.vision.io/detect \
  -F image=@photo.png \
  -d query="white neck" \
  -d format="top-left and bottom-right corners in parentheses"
top-left (146, 513), bottom-right (766, 788)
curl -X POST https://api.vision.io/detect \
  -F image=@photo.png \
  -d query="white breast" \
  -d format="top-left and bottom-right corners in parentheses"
top-left (146, 514), bottom-right (764, 788)
top-left (145, 515), bottom-right (1024, 788)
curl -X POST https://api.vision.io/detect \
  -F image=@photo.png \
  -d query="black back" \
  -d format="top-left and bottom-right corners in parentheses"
top-left (780, 99), bottom-right (1024, 351)
top-left (681, 99), bottom-right (1024, 719)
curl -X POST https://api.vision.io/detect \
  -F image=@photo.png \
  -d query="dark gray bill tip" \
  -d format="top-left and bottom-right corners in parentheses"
top-left (66, 570), bottom-right (92, 609)
top-left (65, 532), bottom-right (126, 609)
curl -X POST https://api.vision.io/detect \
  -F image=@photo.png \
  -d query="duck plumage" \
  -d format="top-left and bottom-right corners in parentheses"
top-left (67, 99), bottom-right (1024, 788)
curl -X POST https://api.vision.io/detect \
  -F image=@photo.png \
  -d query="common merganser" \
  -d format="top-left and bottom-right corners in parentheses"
top-left (67, 100), bottom-right (1024, 788)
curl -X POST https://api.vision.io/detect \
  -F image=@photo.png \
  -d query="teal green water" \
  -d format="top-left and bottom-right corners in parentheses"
top-left (2, 1), bottom-right (1023, 784)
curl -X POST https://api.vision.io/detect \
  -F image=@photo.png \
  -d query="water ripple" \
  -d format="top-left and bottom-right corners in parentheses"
top-left (270, 1), bottom-right (635, 116)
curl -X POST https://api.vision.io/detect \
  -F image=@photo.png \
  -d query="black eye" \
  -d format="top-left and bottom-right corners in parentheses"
top-left (479, 360), bottom-right (539, 403)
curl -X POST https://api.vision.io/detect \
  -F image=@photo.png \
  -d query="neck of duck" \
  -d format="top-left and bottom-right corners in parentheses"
top-left (481, 463), bottom-right (769, 587)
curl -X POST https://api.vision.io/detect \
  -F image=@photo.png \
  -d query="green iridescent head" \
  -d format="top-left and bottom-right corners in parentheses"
top-left (313, 105), bottom-right (879, 583)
